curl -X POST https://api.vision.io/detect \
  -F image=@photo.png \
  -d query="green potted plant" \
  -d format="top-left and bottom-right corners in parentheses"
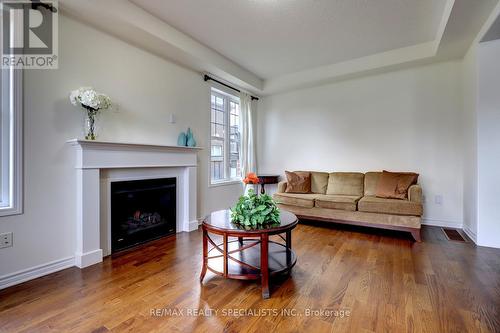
top-left (230, 173), bottom-right (280, 228)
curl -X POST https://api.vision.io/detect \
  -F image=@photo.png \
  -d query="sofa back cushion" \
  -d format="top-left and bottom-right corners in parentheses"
top-left (310, 171), bottom-right (329, 194)
top-left (285, 171), bottom-right (311, 193)
top-left (364, 172), bottom-right (382, 196)
top-left (326, 172), bottom-right (364, 196)
top-left (296, 171), bottom-right (329, 194)
top-left (375, 170), bottom-right (419, 200)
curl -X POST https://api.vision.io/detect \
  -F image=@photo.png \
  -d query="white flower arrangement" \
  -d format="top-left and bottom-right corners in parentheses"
top-left (69, 87), bottom-right (112, 112)
top-left (69, 87), bottom-right (112, 140)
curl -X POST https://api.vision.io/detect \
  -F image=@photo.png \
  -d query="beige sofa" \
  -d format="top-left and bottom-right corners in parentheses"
top-left (273, 172), bottom-right (423, 241)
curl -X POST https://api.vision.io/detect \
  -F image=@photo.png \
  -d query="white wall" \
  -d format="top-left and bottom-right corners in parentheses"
top-left (476, 39), bottom-right (500, 248)
top-left (257, 61), bottom-right (464, 227)
top-left (0, 15), bottom-right (243, 279)
top-left (461, 45), bottom-right (479, 241)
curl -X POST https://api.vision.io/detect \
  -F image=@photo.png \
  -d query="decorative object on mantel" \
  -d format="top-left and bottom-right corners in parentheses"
top-left (186, 127), bottom-right (197, 147)
top-left (69, 87), bottom-right (112, 140)
top-left (230, 173), bottom-right (280, 228)
top-left (177, 128), bottom-right (197, 147)
top-left (177, 132), bottom-right (187, 146)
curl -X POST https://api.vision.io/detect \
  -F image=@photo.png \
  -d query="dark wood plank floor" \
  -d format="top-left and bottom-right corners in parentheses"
top-left (1, 223), bottom-right (499, 333)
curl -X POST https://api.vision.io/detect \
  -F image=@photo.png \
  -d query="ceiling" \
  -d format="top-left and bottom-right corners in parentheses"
top-left (131, 0), bottom-right (449, 79)
top-left (60, 0), bottom-right (500, 94)
top-left (482, 13), bottom-right (500, 42)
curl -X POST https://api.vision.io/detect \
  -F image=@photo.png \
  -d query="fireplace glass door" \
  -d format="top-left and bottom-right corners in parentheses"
top-left (111, 177), bottom-right (176, 253)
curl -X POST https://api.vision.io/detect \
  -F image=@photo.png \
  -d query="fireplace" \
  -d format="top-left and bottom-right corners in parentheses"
top-left (111, 177), bottom-right (176, 253)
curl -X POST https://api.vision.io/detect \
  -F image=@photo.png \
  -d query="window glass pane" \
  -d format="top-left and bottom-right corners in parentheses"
top-left (0, 13), bottom-right (22, 216)
top-left (211, 161), bottom-right (224, 181)
top-left (230, 114), bottom-right (238, 127)
top-left (1, 69), bottom-right (10, 207)
top-left (229, 99), bottom-right (241, 179)
top-left (215, 110), bottom-right (224, 124)
top-left (211, 139), bottom-right (223, 158)
top-left (210, 89), bottom-right (241, 183)
top-left (215, 124), bottom-right (224, 138)
top-left (216, 97), bottom-right (223, 109)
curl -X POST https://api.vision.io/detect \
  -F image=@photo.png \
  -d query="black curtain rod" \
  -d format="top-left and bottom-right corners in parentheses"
top-left (204, 75), bottom-right (259, 101)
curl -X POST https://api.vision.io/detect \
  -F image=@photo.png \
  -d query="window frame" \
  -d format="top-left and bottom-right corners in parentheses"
top-left (0, 11), bottom-right (23, 217)
top-left (209, 87), bottom-right (242, 186)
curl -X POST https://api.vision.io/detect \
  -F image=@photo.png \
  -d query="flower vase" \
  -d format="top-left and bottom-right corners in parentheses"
top-left (84, 110), bottom-right (99, 140)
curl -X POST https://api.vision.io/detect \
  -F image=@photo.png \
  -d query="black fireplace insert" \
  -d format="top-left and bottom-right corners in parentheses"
top-left (111, 177), bottom-right (176, 253)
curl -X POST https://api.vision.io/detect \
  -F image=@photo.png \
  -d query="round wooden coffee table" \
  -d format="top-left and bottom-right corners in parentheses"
top-left (200, 209), bottom-right (298, 299)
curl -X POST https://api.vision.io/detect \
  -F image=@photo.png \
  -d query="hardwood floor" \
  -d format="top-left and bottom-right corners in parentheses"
top-left (1, 223), bottom-right (499, 333)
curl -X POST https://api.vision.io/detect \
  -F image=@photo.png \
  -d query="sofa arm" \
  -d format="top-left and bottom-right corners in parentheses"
top-left (408, 184), bottom-right (422, 203)
top-left (277, 181), bottom-right (288, 193)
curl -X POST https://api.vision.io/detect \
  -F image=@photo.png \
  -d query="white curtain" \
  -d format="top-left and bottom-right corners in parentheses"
top-left (240, 93), bottom-right (257, 178)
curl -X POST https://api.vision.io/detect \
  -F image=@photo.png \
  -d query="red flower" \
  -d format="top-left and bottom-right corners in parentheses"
top-left (243, 172), bottom-right (260, 184)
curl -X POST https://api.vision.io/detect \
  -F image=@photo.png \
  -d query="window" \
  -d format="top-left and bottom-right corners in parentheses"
top-left (0, 14), bottom-right (23, 216)
top-left (210, 88), bottom-right (241, 184)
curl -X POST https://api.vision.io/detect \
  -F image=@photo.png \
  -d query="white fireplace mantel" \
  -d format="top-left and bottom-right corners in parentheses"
top-left (67, 139), bottom-right (202, 268)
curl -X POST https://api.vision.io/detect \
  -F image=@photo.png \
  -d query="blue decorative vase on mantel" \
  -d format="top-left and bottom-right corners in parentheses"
top-left (186, 127), bottom-right (196, 147)
top-left (177, 132), bottom-right (187, 146)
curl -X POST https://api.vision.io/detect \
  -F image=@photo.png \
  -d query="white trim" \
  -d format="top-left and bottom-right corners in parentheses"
top-left (209, 179), bottom-right (242, 188)
top-left (75, 249), bottom-right (103, 268)
top-left (0, 10), bottom-right (23, 216)
top-left (188, 220), bottom-right (200, 232)
top-left (66, 139), bottom-right (203, 152)
top-left (422, 217), bottom-right (463, 228)
top-left (463, 226), bottom-right (477, 244)
top-left (68, 140), bottom-right (199, 268)
top-left (99, 167), bottom-right (195, 256)
top-left (0, 65), bottom-right (23, 217)
top-left (0, 256), bottom-right (75, 290)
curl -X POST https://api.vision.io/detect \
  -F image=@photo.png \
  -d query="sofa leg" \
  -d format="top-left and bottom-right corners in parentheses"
top-left (411, 229), bottom-right (422, 242)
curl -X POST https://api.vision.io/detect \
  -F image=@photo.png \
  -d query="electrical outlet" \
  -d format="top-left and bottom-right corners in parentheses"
top-left (434, 195), bottom-right (443, 205)
top-left (0, 232), bottom-right (13, 249)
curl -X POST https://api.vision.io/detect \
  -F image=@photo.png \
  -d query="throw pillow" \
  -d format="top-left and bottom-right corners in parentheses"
top-left (375, 170), bottom-right (419, 200)
top-left (285, 171), bottom-right (311, 193)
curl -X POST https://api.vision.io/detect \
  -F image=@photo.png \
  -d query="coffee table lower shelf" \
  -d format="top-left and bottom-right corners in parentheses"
top-left (205, 239), bottom-right (297, 280)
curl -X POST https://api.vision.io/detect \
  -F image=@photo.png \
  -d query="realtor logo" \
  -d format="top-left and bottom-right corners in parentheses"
top-left (1, 0), bottom-right (58, 69)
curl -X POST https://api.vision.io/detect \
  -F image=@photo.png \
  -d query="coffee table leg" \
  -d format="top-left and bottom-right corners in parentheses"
top-left (200, 228), bottom-right (208, 283)
top-left (261, 233), bottom-right (270, 299)
top-left (223, 234), bottom-right (228, 277)
top-left (286, 230), bottom-right (292, 269)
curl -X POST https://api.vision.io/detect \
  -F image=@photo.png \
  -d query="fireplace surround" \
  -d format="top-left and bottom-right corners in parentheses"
top-left (68, 139), bottom-right (201, 268)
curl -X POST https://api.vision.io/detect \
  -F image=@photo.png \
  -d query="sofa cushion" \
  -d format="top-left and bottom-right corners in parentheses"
top-left (364, 172), bottom-right (382, 196)
top-left (326, 172), bottom-right (364, 196)
top-left (358, 196), bottom-right (423, 216)
top-left (273, 193), bottom-right (319, 208)
top-left (375, 171), bottom-right (419, 200)
top-left (315, 195), bottom-right (361, 211)
top-left (310, 172), bottom-right (329, 194)
top-left (285, 171), bottom-right (311, 193)
top-left (276, 203), bottom-right (421, 229)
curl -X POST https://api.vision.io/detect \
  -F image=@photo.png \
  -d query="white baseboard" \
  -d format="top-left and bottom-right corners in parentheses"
top-left (0, 256), bottom-right (75, 290)
top-left (75, 249), bottom-right (103, 268)
top-left (187, 220), bottom-right (200, 231)
top-left (422, 218), bottom-right (463, 228)
top-left (462, 226), bottom-right (477, 244)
